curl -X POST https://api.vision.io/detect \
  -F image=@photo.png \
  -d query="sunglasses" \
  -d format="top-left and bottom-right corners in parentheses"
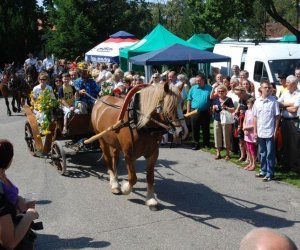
top-left (39, 78), bottom-right (47, 81)
top-left (218, 91), bottom-right (225, 93)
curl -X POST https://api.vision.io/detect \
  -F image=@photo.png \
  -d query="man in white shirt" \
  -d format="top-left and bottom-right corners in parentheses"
top-left (278, 75), bottom-right (300, 172)
top-left (231, 65), bottom-right (240, 80)
top-left (42, 53), bottom-right (54, 78)
top-left (294, 67), bottom-right (300, 90)
top-left (253, 80), bottom-right (280, 181)
top-left (24, 53), bottom-right (37, 69)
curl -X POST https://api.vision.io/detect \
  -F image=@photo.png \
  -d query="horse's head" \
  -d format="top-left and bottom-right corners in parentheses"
top-left (160, 82), bottom-right (189, 141)
top-left (137, 82), bottom-right (188, 141)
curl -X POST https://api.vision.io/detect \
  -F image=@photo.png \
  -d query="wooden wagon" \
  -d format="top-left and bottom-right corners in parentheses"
top-left (23, 106), bottom-right (100, 175)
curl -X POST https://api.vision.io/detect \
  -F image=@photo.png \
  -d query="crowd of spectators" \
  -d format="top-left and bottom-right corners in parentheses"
top-left (186, 65), bottom-right (300, 182)
top-left (3, 53), bottom-right (300, 180)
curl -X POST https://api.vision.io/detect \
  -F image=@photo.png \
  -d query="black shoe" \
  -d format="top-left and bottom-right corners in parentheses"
top-left (192, 143), bottom-right (200, 150)
top-left (255, 173), bottom-right (265, 178)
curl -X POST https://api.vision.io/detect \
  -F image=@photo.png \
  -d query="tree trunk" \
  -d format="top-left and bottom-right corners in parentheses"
top-left (265, 0), bottom-right (300, 43)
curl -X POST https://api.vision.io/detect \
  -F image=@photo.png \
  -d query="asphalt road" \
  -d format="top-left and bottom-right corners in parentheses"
top-left (1, 97), bottom-right (300, 250)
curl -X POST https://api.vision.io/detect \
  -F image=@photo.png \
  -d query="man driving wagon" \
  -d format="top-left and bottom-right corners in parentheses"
top-left (74, 62), bottom-right (101, 114)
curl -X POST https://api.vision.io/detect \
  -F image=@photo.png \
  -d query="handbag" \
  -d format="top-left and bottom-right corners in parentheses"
top-left (220, 109), bottom-right (234, 124)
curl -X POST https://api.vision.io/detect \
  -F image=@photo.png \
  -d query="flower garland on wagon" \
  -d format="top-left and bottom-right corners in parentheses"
top-left (30, 89), bottom-right (59, 135)
top-left (100, 81), bottom-right (114, 96)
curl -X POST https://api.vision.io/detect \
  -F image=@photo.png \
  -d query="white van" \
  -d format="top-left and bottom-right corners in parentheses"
top-left (212, 42), bottom-right (300, 96)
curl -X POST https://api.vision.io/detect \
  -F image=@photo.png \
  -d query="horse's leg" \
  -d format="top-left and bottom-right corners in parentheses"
top-left (26, 96), bottom-right (31, 106)
top-left (16, 91), bottom-right (21, 112)
top-left (4, 96), bottom-right (12, 116)
top-left (109, 145), bottom-right (121, 194)
top-left (121, 155), bottom-right (137, 195)
top-left (11, 93), bottom-right (17, 113)
top-left (145, 147), bottom-right (159, 210)
top-left (26, 88), bottom-right (32, 106)
top-left (25, 84), bottom-right (32, 106)
top-left (1, 86), bottom-right (12, 116)
top-left (100, 141), bottom-right (121, 194)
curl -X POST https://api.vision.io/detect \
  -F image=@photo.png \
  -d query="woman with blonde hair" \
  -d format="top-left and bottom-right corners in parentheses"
top-left (211, 85), bottom-right (235, 160)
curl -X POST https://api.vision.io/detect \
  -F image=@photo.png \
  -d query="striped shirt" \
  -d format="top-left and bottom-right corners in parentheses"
top-left (253, 96), bottom-right (280, 138)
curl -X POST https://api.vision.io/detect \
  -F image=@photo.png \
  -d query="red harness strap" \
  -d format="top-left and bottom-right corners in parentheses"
top-left (117, 84), bottom-right (149, 121)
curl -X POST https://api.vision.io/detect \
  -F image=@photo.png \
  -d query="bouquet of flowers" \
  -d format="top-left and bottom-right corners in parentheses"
top-left (32, 89), bottom-right (59, 135)
top-left (100, 81), bottom-right (114, 96)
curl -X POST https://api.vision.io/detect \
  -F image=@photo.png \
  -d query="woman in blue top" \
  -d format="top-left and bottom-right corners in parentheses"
top-left (211, 85), bottom-right (235, 161)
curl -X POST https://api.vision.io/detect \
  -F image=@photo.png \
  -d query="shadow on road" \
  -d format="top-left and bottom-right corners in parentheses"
top-left (48, 150), bottom-right (298, 231)
top-left (48, 151), bottom-right (105, 179)
top-left (35, 234), bottom-right (110, 249)
top-left (130, 159), bottom-right (299, 230)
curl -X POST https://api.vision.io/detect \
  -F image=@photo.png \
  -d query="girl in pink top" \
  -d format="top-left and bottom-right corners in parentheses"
top-left (243, 98), bottom-right (256, 171)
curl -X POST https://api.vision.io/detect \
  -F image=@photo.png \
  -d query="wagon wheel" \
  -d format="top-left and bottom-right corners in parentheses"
top-left (51, 141), bottom-right (66, 175)
top-left (24, 122), bottom-right (36, 156)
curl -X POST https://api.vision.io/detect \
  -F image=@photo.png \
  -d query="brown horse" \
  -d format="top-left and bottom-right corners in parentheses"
top-left (89, 82), bottom-right (188, 210)
top-left (23, 64), bottom-right (38, 106)
top-left (0, 70), bottom-right (23, 116)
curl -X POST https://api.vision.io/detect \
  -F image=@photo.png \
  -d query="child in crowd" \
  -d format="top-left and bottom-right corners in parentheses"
top-left (243, 97), bottom-right (256, 171)
top-left (58, 73), bottom-right (78, 135)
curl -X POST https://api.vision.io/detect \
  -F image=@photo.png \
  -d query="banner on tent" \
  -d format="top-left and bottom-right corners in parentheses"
top-left (85, 55), bottom-right (119, 63)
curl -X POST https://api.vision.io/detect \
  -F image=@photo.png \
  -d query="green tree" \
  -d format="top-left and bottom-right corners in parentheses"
top-left (0, 0), bottom-right (40, 67)
top-left (162, 0), bottom-right (194, 39)
top-left (184, 0), bottom-right (299, 42)
top-left (46, 0), bottom-right (96, 60)
top-left (261, 0), bottom-right (300, 42)
top-left (185, 0), bottom-right (205, 33)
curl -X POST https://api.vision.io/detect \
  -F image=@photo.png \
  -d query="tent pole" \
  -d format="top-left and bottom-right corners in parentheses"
top-left (227, 61), bottom-right (231, 76)
top-left (129, 62), bottom-right (132, 71)
top-left (186, 63), bottom-right (190, 79)
top-left (149, 66), bottom-right (152, 83)
top-left (144, 65), bottom-right (151, 83)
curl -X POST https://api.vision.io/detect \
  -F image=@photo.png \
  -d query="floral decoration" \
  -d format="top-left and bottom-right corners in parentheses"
top-left (100, 81), bottom-right (114, 96)
top-left (32, 89), bottom-right (59, 135)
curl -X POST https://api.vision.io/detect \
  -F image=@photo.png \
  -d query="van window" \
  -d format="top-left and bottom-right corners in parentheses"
top-left (254, 61), bottom-right (268, 82)
top-left (269, 59), bottom-right (300, 85)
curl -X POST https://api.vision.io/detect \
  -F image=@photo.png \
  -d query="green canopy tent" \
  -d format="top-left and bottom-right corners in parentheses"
top-left (186, 34), bottom-right (219, 76)
top-left (187, 33), bottom-right (218, 51)
top-left (279, 35), bottom-right (297, 43)
top-left (119, 24), bottom-right (198, 71)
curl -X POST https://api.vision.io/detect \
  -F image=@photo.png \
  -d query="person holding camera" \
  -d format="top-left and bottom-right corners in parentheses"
top-left (0, 139), bottom-right (39, 249)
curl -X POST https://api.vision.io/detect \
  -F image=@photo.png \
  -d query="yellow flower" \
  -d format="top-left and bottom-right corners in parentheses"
top-left (33, 88), bottom-right (59, 135)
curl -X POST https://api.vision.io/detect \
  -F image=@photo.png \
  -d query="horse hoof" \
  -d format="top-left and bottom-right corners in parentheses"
top-left (112, 188), bottom-right (121, 195)
top-left (7, 110), bottom-right (11, 116)
top-left (18, 108), bottom-right (21, 113)
top-left (12, 107), bottom-right (17, 113)
top-left (149, 205), bottom-right (159, 211)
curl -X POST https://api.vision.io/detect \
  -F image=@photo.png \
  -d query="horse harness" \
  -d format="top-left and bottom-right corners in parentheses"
top-left (98, 91), bottom-right (177, 137)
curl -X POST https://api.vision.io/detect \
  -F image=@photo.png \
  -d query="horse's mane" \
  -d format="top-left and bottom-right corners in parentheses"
top-left (137, 83), bottom-right (181, 128)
